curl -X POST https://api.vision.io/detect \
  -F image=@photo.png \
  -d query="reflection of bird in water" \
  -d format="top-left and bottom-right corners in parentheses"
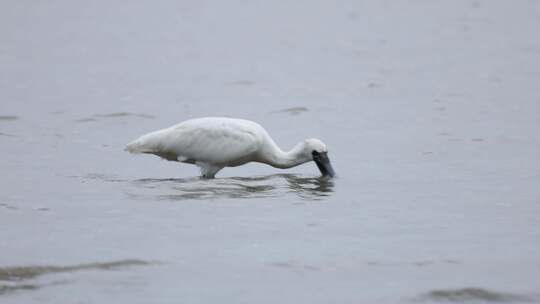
top-left (129, 174), bottom-right (334, 201)
top-left (125, 117), bottom-right (335, 178)
top-left (282, 174), bottom-right (334, 199)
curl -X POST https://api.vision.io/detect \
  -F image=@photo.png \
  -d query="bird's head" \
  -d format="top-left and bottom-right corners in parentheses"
top-left (302, 138), bottom-right (335, 178)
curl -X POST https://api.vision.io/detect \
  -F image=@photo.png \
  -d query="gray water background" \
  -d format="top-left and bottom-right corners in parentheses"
top-left (1, 1), bottom-right (540, 303)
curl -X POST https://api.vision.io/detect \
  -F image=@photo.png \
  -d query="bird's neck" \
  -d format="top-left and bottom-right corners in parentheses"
top-left (262, 141), bottom-right (309, 169)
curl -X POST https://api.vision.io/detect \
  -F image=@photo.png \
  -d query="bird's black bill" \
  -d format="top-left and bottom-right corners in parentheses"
top-left (313, 152), bottom-right (335, 178)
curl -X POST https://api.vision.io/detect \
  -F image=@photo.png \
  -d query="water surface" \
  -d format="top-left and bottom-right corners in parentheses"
top-left (1, 0), bottom-right (539, 303)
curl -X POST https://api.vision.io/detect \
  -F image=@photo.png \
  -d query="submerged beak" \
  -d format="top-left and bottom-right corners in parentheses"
top-left (313, 152), bottom-right (335, 177)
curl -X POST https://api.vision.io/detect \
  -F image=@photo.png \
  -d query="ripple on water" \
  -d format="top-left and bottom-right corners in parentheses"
top-left (0, 283), bottom-right (40, 295)
top-left (271, 107), bottom-right (309, 115)
top-left (75, 112), bottom-right (155, 123)
top-left (417, 287), bottom-right (536, 303)
top-left (0, 259), bottom-right (153, 281)
top-left (0, 115), bottom-right (19, 121)
top-left (223, 80), bottom-right (255, 86)
top-left (127, 174), bottom-right (334, 201)
top-left (0, 259), bottom-right (154, 296)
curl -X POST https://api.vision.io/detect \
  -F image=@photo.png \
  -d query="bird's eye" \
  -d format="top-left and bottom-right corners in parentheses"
top-left (312, 151), bottom-right (320, 156)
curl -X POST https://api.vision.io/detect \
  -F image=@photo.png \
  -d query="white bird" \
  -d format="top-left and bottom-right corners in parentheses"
top-left (125, 117), bottom-right (335, 178)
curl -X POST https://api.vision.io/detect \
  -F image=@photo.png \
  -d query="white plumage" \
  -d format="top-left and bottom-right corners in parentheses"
top-left (125, 117), bottom-right (334, 178)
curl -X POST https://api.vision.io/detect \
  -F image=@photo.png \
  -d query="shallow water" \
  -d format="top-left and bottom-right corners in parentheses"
top-left (1, 0), bottom-right (540, 303)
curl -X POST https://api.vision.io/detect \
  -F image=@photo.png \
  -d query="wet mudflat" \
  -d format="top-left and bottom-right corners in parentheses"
top-left (1, 1), bottom-right (540, 303)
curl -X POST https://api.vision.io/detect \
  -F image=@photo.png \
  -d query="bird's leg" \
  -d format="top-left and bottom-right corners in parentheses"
top-left (196, 162), bottom-right (223, 179)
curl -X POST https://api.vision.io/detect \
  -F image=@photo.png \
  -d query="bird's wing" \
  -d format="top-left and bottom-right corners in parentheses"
top-left (159, 120), bottom-right (261, 165)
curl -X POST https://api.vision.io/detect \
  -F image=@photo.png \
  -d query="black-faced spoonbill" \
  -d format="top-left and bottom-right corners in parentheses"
top-left (125, 117), bottom-right (335, 178)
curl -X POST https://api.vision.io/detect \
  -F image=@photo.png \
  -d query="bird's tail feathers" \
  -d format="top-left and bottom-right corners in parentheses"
top-left (124, 134), bottom-right (160, 154)
top-left (125, 140), bottom-right (148, 154)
